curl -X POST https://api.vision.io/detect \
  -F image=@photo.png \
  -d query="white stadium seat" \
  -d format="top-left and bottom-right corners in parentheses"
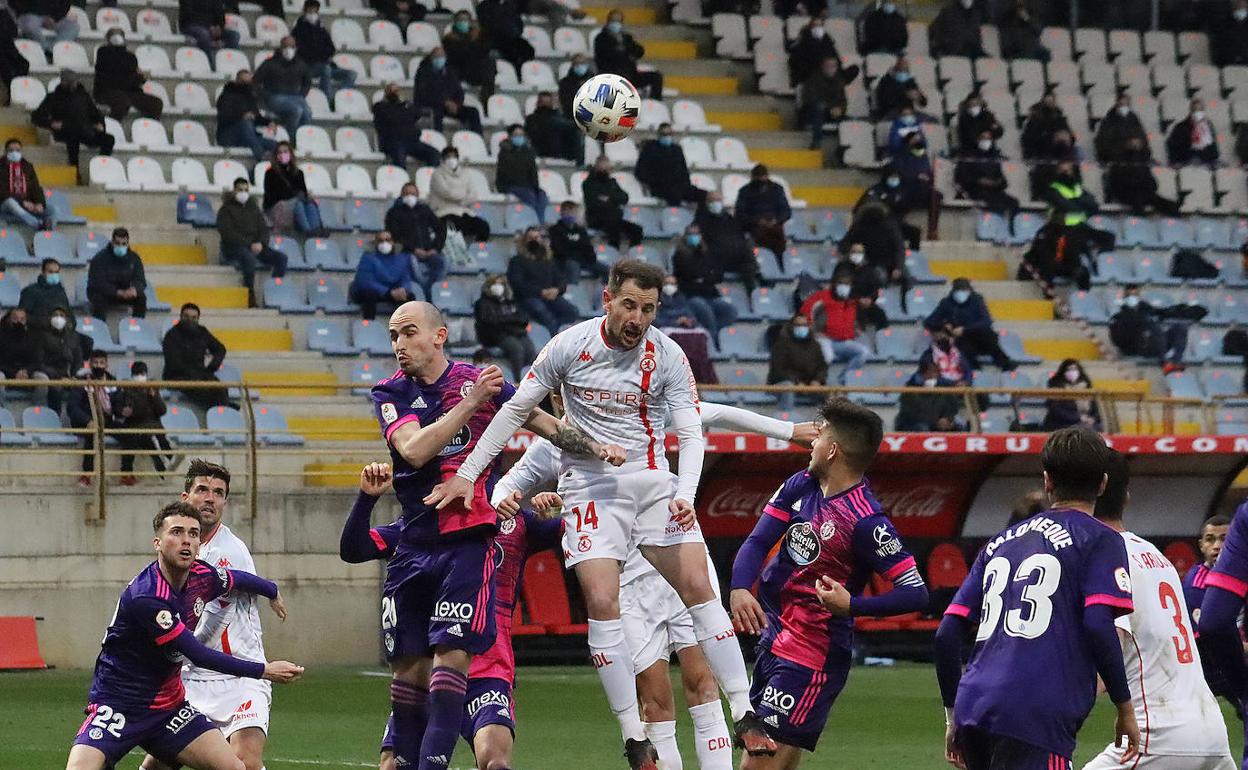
top-left (336, 127), bottom-right (384, 160)
top-left (171, 157), bottom-right (216, 192)
top-left (375, 165), bottom-right (411, 197)
top-left (173, 120), bottom-right (220, 153)
top-left (90, 156), bottom-right (129, 190)
top-left (213, 158), bottom-right (250, 190)
top-left (174, 81), bottom-right (213, 114)
top-left (127, 156), bottom-right (178, 191)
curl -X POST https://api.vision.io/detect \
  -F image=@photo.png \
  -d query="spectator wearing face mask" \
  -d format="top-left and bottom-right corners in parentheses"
top-left (384, 183), bottom-right (446, 300)
top-left (1044, 160), bottom-right (1116, 272)
top-left (1109, 285), bottom-right (1204, 373)
top-left (0, 139), bottom-right (49, 230)
top-left (656, 274), bottom-right (700, 331)
top-left (695, 192), bottom-right (762, 290)
top-left (1106, 137), bottom-right (1181, 216)
top-left (1042, 358), bottom-right (1101, 431)
top-left (594, 11), bottom-right (663, 99)
top-left (787, 16), bottom-right (842, 88)
top-left (162, 302), bottom-right (230, 409)
top-left (918, 329), bottom-right (972, 386)
top-left (293, 0), bottom-right (356, 104)
top-left (93, 28), bottom-right (164, 121)
top-left (858, 0), bottom-right (908, 55)
top-left (671, 225), bottom-right (737, 347)
top-left (31, 71), bottom-right (114, 167)
top-left (895, 360), bottom-right (964, 432)
top-left (69, 350), bottom-right (119, 486)
top-left (179, 0), bottom-right (240, 58)
top-left (525, 91), bottom-right (584, 166)
top-left (858, 168), bottom-right (922, 250)
top-left (442, 11), bottom-right (497, 98)
top-left (549, 201), bottom-right (609, 281)
top-left (798, 57), bottom-right (857, 149)
top-left (217, 178), bottom-right (288, 305)
top-left (893, 136), bottom-right (940, 218)
top-left (215, 70), bottom-right (276, 163)
top-left (254, 36), bottom-right (313, 140)
top-left (350, 231), bottom-right (421, 320)
top-left (954, 94), bottom-right (1003, 157)
top-left (477, 0), bottom-right (535, 71)
top-left (559, 54), bottom-right (594, 117)
top-left (374, 0), bottom-right (427, 26)
top-left (37, 306), bottom-right (83, 412)
top-left (583, 156), bottom-right (643, 249)
top-left (1021, 91), bottom-right (1071, 161)
top-left (1094, 95), bottom-right (1149, 164)
top-left (874, 58), bottom-right (928, 120)
top-left (635, 123), bottom-right (705, 207)
top-left (497, 125), bottom-right (549, 225)
top-left (735, 164), bottom-right (791, 262)
top-left (1214, 0), bottom-right (1248, 66)
top-left (954, 131), bottom-right (1019, 226)
top-left (929, 0), bottom-right (985, 58)
top-left (428, 146), bottom-right (490, 243)
top-left (507, 228), bottom-right (578, 335)
top-left (113, 360), bottom-right (172, 482)
top-left (263, 141), bottom-right (325, 236)
top-left (998, 2), bottom-right (1049, 60)
top-left (1166, 98), bottom-right (1220, 166)
top-left (0, 308), bottom-right (50, 407)
top-left (924, 277), bottom-right (1016, 371)
top-left (886, 106), bottom-right (925, 157)
top-left (473, 274), bottom-right (534, 381)
top-left (1028, 127), bottom-right (1081, 201)
top-left (840, 199), bottom-right (909, 286)
top-left (831, 244), bottom-right (888, 335)
top-left (767, 314), bottom-right (827, 413)
top-left (87, 228), bottom-right (147, 320)
top-left (798, 275), bottom-right (870, 383)
top-left (20, 258), bottom-right (72, 328)
top-left (372, 82), bottom-right (442, 168)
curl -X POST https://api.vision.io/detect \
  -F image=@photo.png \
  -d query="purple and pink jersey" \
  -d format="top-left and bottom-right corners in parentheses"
top-left (757, 474), bottom-right (918, 672)
top-left (1207, 503), bottom-right (1248, 600)
top-left (946, 508), bottom-right (1133, 758)
top-left (371, 362), bottom-right (517, 543)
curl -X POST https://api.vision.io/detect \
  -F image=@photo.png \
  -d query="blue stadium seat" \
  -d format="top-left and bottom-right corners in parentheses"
top-left (999, 369), bottom-right (1040, 405)
top-left (144, 283), bottom-right (171, 313)
top-left (874, 326), bottom-right (918, 362)
top-left (119, 317), bottom-right (162, 353)
top-left (22, 405), bottom-right (76, 446)
top-left (811, 210), bottom-right (848, 242)
top-left (844, 368), bottom-right (891, 406)
top-left (317, 198), bottom-right (348, 232)
top-left (1201, 369), bottom-right (1245, 400)
top-left (269, 235), bottom-right (309, 271)
top-left (1009, 212), bottom-right (1044, 245)
top-left (351, 360), bottom-right (384, 395)
top-left (657, 207), bottom-right (694, 238)
top-left (715, 324), bottom-right (767, 362)
top-left (306, 319), bottom-right (354, 355)
top-left (594, 243), bottom-right (622, 266)
top-left (161, 406), bottom-right (216, 446)
top-left (33, 230), bottom-right (73, 265)
top-left (1092, 253), bottom-right (1135, 286)
top-left (1086, 215), bottom-right (1121, 240)
top-left (344, 198), bottom-right (384, 231)
top-left (1188, 327), bottom-right (1219, 363)
top-left (978, 407), bottom-right (1018, 432)
top-left (717, 367), bottom-right (772, 405)
top-left (758, 248), bottom-right (792, 282)
top-left (527, 323), bottom-right (551, 351)
top-left (503, 203), bottom-right (541, 234)
top-left (626, 244), bottom-right (666, 269)
top-left (77, 316), bottom-right (124, 354)
top-left (0, 406), bottom-right (30, 445)
top-left (470, 202), bottom-right (505, 234)
top-left (76, 230), bottom-right (110, 263)
top-left (1134, 253), bottom-right (1181, 286)
top-left (177, 192), bottom-right (216, 228)
top-left (263, 277), bottom-right (314, 313)
top-left (46, 189), bottom-right (85, 225)
top-left (905, 250), bottom-right (945, 285)
top-left (428, 279), bottom-right (474, 315)
top-left (254, 404), bottom-right (305, 445)
top-left (1067, 290), bottom-right (1109, 323)
top-left (975, 211), bottom-right (1009, 243)
top-left (902, 287), bottom-right (938, 322)
top-left (1193, 217), bottom-right (1232, 250)
top-left (1120, 216), bottom-right (1161, 248)
top-left (206, 406), bottom-right (247, 445)
top-left (0, 271), bottom-right (19, 306)
top-left (1215, 409), bottom-right (1248, 435)
top-left (878, 366), bottom-right (911, 394)
top-left (0, 228), bottom-right (35, 265)
top-left (717, 284), bottom-right (755, 320)
top-left (456, 240), bottom-right (508, 276)
top-left (997, 330), bottom-right (1040, 363)
top-left (1164, 371), bottom-right (1203, 399)
top-left (623, 205), bottom-right (659, 233)
top-left (215, 362), bottom-right (248, 402)
top-left (352, 319), bottom-right (392, 355)
top-left (750, 286), bottom-right (791, 321)
top-left (308, 276), bottom-right (354, 313)
top-left (304, 238), bottom-right (349, 271)
top-left (1157, 218), bottom-right (1196, 249)
top-left (560, 283), bottom-right (593, 317)
top-left (788, 245), bottom-right (830, 277)
top-left (1142, 288), bottom-right (1174, 308)
top-left (972, 367), bottom-right (1002, 403)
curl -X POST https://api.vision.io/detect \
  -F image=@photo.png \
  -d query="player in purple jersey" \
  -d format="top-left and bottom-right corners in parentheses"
top-left (728, 398), bottom-right (929, 768)
top-left (935, 426), bottom-right (1139, 770)
top-left (66, 502), bottom-right (303, 770)
top-left (1199, 501), bottom-right (1248, 769)
top-left (1183, 515), bottom-right (1241, 719)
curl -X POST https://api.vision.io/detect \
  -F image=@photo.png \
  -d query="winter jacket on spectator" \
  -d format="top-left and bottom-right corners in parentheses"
top-left (495, 140), bottom-right (540, 192)
top-left (292, 15), bottom-right (336, 64)
top-left (1106, 153), bottom-right (1162, 207)
top-left (800, 289), bottom-right (858, 341)
top-left (217, 194), bottom-right (271, 252)
top-left (924, 290), bottom-right (994, 333)
top-left (37, 317), bottom-right (84, 379)
top-left (1213, 8), bottom-right (1248, 66)
top-left (895, 373), bottom-right (962, 431)
top-left (656, 289), bottom-right (699, 328)
top-left (476, 0), bottom-right (524, 48)
top-left (840, 203), bottom-right (905, 276)
top-left (874, 72), bottom-right (926, 118)
top-left (93, 44), bottom-right (145, 95)
top-left (767, 322), bottom-right (828, 384)
top-left (0, 311), bottom-right (41, 378)
top-left (12, 0), bottom-right (73, 20)
top-left (998, 6), bottom-right (1045, 59)
top-left (385, 200), bottom-right (445, 253)
top-left (507, 252), bottom-right (570, 300)
top-left (0, 157), bottom-right (45, 206)
top-left (1021, 101), bottom-right (1071, 159)
top-left (19, 276), bottom-right (73, 326)
top-left (473, 292), bottom-right (530, 346)
top-left (735, 179), bottom-right (791, 227)
top-left (353, 248), bottom-right (419, 298)
top-left (427, 164), bottom-right (474, 218)
top-left (413, 57), bottom-right (466, 112)
top-left (917, 341), bottom-right (972, 382)
top-left (255, 53), bottom-right (311, 96)
top-left (1166, 114), bottom-right (1220, 165)
top-left (263, 162), bottom-right (310, 211)
top-left (372, 96), bottom-right (423, 148)
top-left (179, 0), bottom-right (227, 30)
top-left (671, 242), bottom-right (723, 300)
top-left (955, 107), bottom-right (1004, 155)
top-left (695, 207), bottom-right (753, 270)
top-left (68, 370), bottom-right (117, 429)
top-left (787, 28), bottom-right (841, 87)
top-left (114, 385), bottom-right (167, 428)
top-left (581, 170), bottom-right (630, 227)
top-left (549, 218), bottom-right (596, 270)
top-left (0, 7), bottom-right (28, 84)
top-left (859, 3), bottom-right (908, 54)
top-left (559, 66), bottom-right (592, 117)
top-left (87, 247), bottom-right (147, 305)
top-left (928, 0), bottom-right (983, 57)
top-left (1094, 107), bottom-right (1148, 163)
top-left (594, 26), bottom-right (645, 78)
top-left (32, 82), bottom-right (102, 137)
top-left (216, 81), bottom-right (267, 131)
top-left (162, 321), bottom-right (227, 380)
top-left (634, 139), bottom-right (693, 205)
top-left (800, 68), bottom-right (852, 114)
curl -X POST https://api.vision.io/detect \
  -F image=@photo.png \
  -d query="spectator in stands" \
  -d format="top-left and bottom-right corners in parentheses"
top-left (526, 91), bottom-right (584, 166)
top-left (549, 201), bottom-right (609, 281)
top-left (583, 156), bottom-right (643, 249)
top-left (671, 224), bottom-right (737, 347)
top-left (1213, 0), bottom-right (1248, 66)
top-left (594, 10), bottom-right (663, 100)
top-left (0, 139), bottom-right (49, 230)
top-left (894, 134), bottom-right (940, 219)
top-left (215, 70), bottom-right (277, 163)
top-left (874, 58), bottom-right (928, 120)
top-left (255, 36), bottom-right (313, 140)
top-left (19, 259), bottom-right (72, 328)
top-left (428, 146), bottom-right (490, 243)
top-left (31, 72), bottom-right (113, 167)
top-left (350, 230), bottom-right (420, 320)
top-left (473, 274), bottom-right (535, 380)
top-left (1021, 90), bottom-right (1071, 160)
top-left (1094, 94), bottom-right (1149, 164)
top-left (0, 308), bottom-right (49, 407)
top-left (559, 54), bottom-right (594, 117)
top-left (767, 313), bottom-right (827, 412)
top-left (372, 82), bottom-right (442, 168)
top-left (385, 183), bottom-right (446, 300)
top-left (477, 0), bottom-right (534, 71)
top-left (527, 0), bottom-right (584, 27)
top-left (635, 123), bottom-right (705, 206)
top-left (735, 164), bottom-right (791, 263)
top-left (93, 28), bottom-right (164, 121)
top-left (832, 243), bottom-right (889, 335)
top-left (1110, 284), bottom-right (1202, 373)
top-left (87, 228), bottom-right (146, 320)
top-left (374, 0), bottom-right (426, 26)
top-left (293, 0), bottom-right (357, 105)
top-left (928, 0), bottom-right (984, 57)
top-left (1166, 98), bottom-right (1220, 166)
top-left (919, 328), bottom-right (972, 385)
top-left (179, 0), bottom-right (240, 58)
top-left (1106, 136), bottom-right (1181, 216)
top-left (858, 0), bottom-right (908, 55)
top-left (841, 199), bottom-right (908, 283)
top-left (112, 360), bottom-right (172, 481)
top-left (998, 1), bottom-right (1048, 60)
top-left (1045, 160), bottom-right (1116, 263)
top-left (1028, 126), bottom-right (1081, 200)
top-left (787, 16), bottom-right (841, 88)
top-left (655, 274), bottom-right (703, 331)
top-left (442, 11), bottom-right (497, 98)
top-left (263, 141), bottom-right (325, 236)
top-left (798, 56), bottom-right (856, 149)
top-left (955, 130), bottom-right (1019, 226)
top-left (924, 277), bottom-right (1016, 370)
top-left (885, 105), bottom-right (925, 157)
top-left (858, 167), bottom-right (921, 250)
top-left (895, 361), bottom-right (964, 432)
top-left (69, 350), bottom-right (118, 487)
top-left (162, 302), bottom-right (230, 409)
top-left (413, 46), bottom-right (483, 133)
top-left (12, 0), bottom-right (77, 52)
top-left (507, 227), bottom-right (578, 335)
top-left (0, 6), bottom-right (27, 87)
top-left (1042, 358), bottom-right (1100, 430)
top-left (799, 274), bottom-right (869, 383)
top-left (954, 93), bottom-right (1003, 157)
top-left (36, 306), bottom-right (82, 411)
top-left (696, 192), bottom-right (762, 291)
top-left (217, 178), bottom-right (287, 305)
top-left (497, 124), bottom-right (549, 225)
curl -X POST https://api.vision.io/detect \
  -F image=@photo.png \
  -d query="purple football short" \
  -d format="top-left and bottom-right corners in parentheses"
top-left (957, 726), bottom-right (1072, 770)
top-left (460, 677), bottom-right (515, 743)
top-left (748, 647), bottom-right (850, 751)
top-left (73, 700), bottom-right (216, 767)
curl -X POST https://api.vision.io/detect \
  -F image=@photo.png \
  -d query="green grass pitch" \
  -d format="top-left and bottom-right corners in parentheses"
top-left (4, 664), bottom-right (1241, 769)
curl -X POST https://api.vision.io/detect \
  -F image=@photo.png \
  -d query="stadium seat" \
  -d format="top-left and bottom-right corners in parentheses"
top-left (522, 551), bottom-right (586, 634)
top-left (1134, 253), bottom-right (1181, 286)
top-left (1092, 253), bottom-right (1134, 286)
top-left (309, 276), bottom-right (354, 313)
top-left (1162, 541), bottom-right (1198, 575)
top-left (32, 231), bottom-right (74, 267)
top-left (22, 406), bottom-right (76, 446)
top-left (343, 198), bottom-right (384, 231)
top-left (0, 407), bottom-right (31, 445)
top-left (845, 368), bottom-right (895, 407)
top-left (254, 405), bottom-right (304, 445)
top-left (926, 543), bottom-right (969, 590)
top-left (715, 324), bottom-right (767, 362)
top-left (1164, 371), bottom-right (1202, 399)
top-left (1201, 369), bottom-right (1245, 401)
top-left (126, 156), bottom-right (178, 192)
top-left (997, 330), bottom-right (1040, 364)
top-left (89, 156), bottom-right (129, 191)
top-left (336, 127), bottom-right (384, 161)
top-left (118, 317), bottom-right (161, 353)
top-left (159, 406), bottom-right (213, 447)
top-left (77, 317), bottom-right (124, 354)
top-left (352, 319), bottom-right (392, 355)
top-left (749, 287), bottom-right (790, 321)
top-left (503, 203), bottom-right (541, 234)
top-left (171, 158), bottom-right (214, 193)
top-left (207, 406), bottom-right (247, 445)
top-left (263, 277), bottom-right (314, 313)
top-left (718, 367), bottom-right (772, 405)
top-left (428, 279), bottom-right (474, 315)
top-left (9, 77), bottom-right (46, 110)
top-left (350, 361), bottom-right (382, 395)
top-left (269, 236), bottom-right (308, 271)
top-left (1216, 408), bottom-right (1248, 435)
top-left (307, 319), bottom-right (354, 355)
top-left (1066, 290), bottom-right (1109, 324)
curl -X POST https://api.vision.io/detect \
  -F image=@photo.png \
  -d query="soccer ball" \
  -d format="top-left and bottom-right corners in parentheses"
top-left (572, 73), bottom-right (642, 143)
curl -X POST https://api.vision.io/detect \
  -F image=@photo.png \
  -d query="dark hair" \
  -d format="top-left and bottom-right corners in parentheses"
top-left (1009, 490), bottom-right (1046, 524)
top-left (304, 0), bottom-right (320, 7)
top-left (90, 350), bottom-right (108, 361)
top-left (112, 227), bottom-right (129, 240)
top-left (4, 137), bottom-right (20, 148)
top-left (153, 501), bottom-right (203, 533)
top-left (442, 145), bottom-right (458, 158)
top-left (817, 396), bottom-right (883, 472)
top-left (608, 259), bottom-right (665, 293)
top-left (131, 360), bottom-right (148, 376)
top-left (658, 122), bottom-right (672, 131)
top-left (184, 459), bottom-right (231, 497)
top-left (1048, 357), bottom-right (1090, 388)
top-left (1093, 449), bottom-right (1129, 521)
top-left (233, 177), bottom-right (249, 188)
top-left (560, 200), bottom-right (578, 211)
top-left (180, 302), bottom-right (200, 315)
top-left (1203, 514), bottom-right (1231, 533)
top-left (40, 257), bottom-right (60, 271)
top-left (507, 123), bottom-right (523, 134)
top-left (1041, 426), bottom-right (1112, 503)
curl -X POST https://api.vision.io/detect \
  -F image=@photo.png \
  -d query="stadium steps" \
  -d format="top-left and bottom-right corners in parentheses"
top-left (0, 124), bottom-right (38, 145)
top-left (1022, 338), bottom-right (1102, 360)
top-left (243, 371), bottom-right (340, 397)
top-left (136, 243), bottom-right (209, 266)
top-left (790, 186), bottom-right (862, 206)
top-left (33, 164), bottom-right (76, 187)
top-left (214, 328), bottom-right (293, 352)
top-left (146, 265), bottom-right (245, 288)
top-left (746, 148), bottom-right (824, 170)
top-left (303, 462), bottom-right (370, 488)
top-left (154, 285), bottom-right (249, 309)
top-left (581, 5), bottom-right (659, 24)
top-left (928, 259), bottom-right (1008, 281)
top-left (665, 75), bottom-right (740, 95)
top-left (284, 416), bottom-right (378, 441)
top-left (986, 299), bottom-right (1054, 322)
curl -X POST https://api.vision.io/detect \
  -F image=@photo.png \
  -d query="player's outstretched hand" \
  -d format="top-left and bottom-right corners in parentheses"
top-left (531, 491), bottom-right (564, 517)
top-left (263, 660), bottom-right (304, 683)
top-left (597, 443), bottom-right (627, 466)
top-left (943, 722), bottom-right (966, 769)
top-left (730, 588), bottom-right (767, 635)
top-left (789, 421), bottom-right (818, 448)
top-left (269, 592), bottom-right (288, 622)
top-left (1114, 701), bottom-right (1140, 764)
top-left (469, 365), bottom-right (504, 406)
top-left (815, 575), bottom-right (852, 616)
top-left (496, 489), bottom-right (522, 519)
top-left (360, 462), bottom-right (393, 496)
top-left (425, 475), bottom-right (474, 510)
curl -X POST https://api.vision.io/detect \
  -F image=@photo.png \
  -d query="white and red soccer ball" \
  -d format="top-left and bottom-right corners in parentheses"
top-left (572, 73), bottom-right (641, 143)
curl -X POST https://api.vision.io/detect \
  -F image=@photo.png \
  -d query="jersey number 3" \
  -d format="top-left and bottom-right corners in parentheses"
top-left (1158, 581), bottom-right (1195, 665)
top-left (977, 554), bottom-right (1062, 641)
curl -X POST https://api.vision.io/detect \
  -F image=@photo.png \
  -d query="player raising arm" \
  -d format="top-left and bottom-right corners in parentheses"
top-left (934, 426), bottom-right (1138, 770)
top-left (66, 502), bottom-right (302, 770)
top-left (1198, 501), bottom-right (1248, 765)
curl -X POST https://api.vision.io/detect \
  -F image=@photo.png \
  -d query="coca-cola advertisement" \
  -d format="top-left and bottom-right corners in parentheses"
top-left (697, 475), bottom-right (779, 538)
top-left (869, 474), bottom-right (973, 539)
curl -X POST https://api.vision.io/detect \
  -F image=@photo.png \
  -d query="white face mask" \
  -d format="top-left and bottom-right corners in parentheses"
top-left (834, 283), bottom-right (851, 299)
top-left (810, 26), bottom-right (825, 38)
top-left (662, 283), bottom-right (678, 296)
top-left (377, 241), bottom-right (393, 254)
top-left (402, 194), bottom-right (418, 207)
top-left (960, 0), bottom-right (974, 7)
top-left (489, 283), bottom-right (506, 297)
top-left (1192, 110), bottom-right (1206, 121)
top-left (923, 378), bottom-right (938, 387)
top-left (1117, 105), bottom-right (1130, 117)
top-left (234, 190), bottom-right (249, 204)
top-left (50, 316), bottom-right (67, 331)
top-left (281, 46), bottom-right (296, 60)
top-left (1063, 368), bottom-right (1080, 383)
top-left (132, 374), bottom-right (148, 382)
top-left (445, 158), bottom-right (459, 171)
top-left (968, 105), bottom-right (982, 117)
top-left (849, 251), bottom-right (865, 265)
top-left (1237, 8), bottom-right (1248, 20)
top-left (977, 139), bottom-right (992, 152)
top-left (304, 12), bottom-right (319, 23)
top-left (109, 34), bottom-right (124, 46)
top-left (1123, 295), bottom-right (1140, 308)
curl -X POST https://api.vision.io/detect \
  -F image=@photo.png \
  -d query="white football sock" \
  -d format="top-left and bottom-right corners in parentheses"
top-left (588, 618), bottom-right (646, 741)
top-left (689, 701), bottom-right (734, 770)
top-left (689, 600), bottom-right (752, 722)
top-left (645, 720), bottom-right (682, 770)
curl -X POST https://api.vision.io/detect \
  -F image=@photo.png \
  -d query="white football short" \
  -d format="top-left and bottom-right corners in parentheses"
top-left (558, 466), bottom-right (704, 569)
top-left (183, 677), bottom-right (272, 738)
top-left (1082, 749), bottom-right (1235, 770)
top-left (620, 570), bottom-right (698, 673)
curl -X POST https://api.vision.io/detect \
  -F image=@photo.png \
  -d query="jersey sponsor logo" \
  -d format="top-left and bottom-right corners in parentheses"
top-left (432, 600), bottom-right (474, 623)
top-left (568, 384), bottom-right (653, 407)
top-left (155, 610), bottom-right (175, 630)
top-left (193, 597), bottom-right (205, 617)
top-left (499, 518), bottom-right (517, 535)
top-left (381, 403), bottom-right (399, 425)
top-left (466, 688), bottom-right (510, 717)
top-left (873, 525), bottom-right (902, 558)
top-left (165, 704), bottom-right (202, 735)
top-left (434, 419), bottom-right (472, 457)
top-left (785, 521), bottom-right (821, 566)
top-left (819, 520), bottom-right (835, 540)
top-left (761, 685), bottom-right (796, 715)
top-left (410, 396), bottom-right (427, 409)
top-left (1115, 566), bottom-right (1132, 593)
top-left (234, 700), bottom-right (253, 713)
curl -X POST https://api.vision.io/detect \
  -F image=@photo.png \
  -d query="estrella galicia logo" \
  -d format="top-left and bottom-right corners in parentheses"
top-left (785, 521), bottom-right (821, 565)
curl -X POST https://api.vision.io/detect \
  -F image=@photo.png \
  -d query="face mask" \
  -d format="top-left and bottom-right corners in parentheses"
top-left (882, 2), bottom-right (896, 12)
top-left (6, 150), bottom-right (19, 163)
top-left (1237, 8), bottom-right (1248, 19)
top-left (403, 194), bottom-right (418, 207)
top-left (707, 201), bottom-right (724, 215)
top-left (886, 176), bottom-right (900, 188)
top-left (1063, 368), bottom-right (1080, 383)
top-left (659, 135), bottom-right (673, 146)
top-left (112, 245), bottom-right (127, 257)
top-left (792, 325), bottom-right (810, 339)
top-left (1117, 105), bottom-right (1130, 117)
top-left (1124, 295), bottom-right (1140, 308)
top-left (977, 139), bottom-right (993, 152)
top-left (662, 283), bottom-right (678, 296)
top-left (431, 56), bottom-right (446, 70)
top-left (849, 251), bottom-right (865, 265)
top-left (900, 114), bottom-right (916, 125)
top-left (952, 289), bottom-right (970, 304)
top-left (386, 91), bottom-right (400, 102)
top-left (961, 0), bottom-right (974, 7)
top-left (910, 145), bottom-right (926, 156)
top-left (923, 378), bottom-right (938, 387)
top-left (234, 190), bottom-right (250, 204)
top-left (685, 233), bottom-right (702, 247)
top-left (511, 135), bottom-right (526, 147)
top-left (573, 63), bottom-right (588, 76)
top-left (445, 157), bottom-right (459, 170)
top-left (811, 26), bottom-right (825, 38)
top-left (46, 273), bottom-right (61, 286)
top-left (276, 151), bottom-right (292, 164)
top-left (1192, 110), bottom-right (1205, 121)
top-left (304, 12), bottom-right (319, 23)
top-left (281, 46), bottom-right (296, 60)
top-left (109, 34), bottom-right (124, 46)
top-left (454, 20), bottom-right (470, 33)
top-left (834, 283), bottom-right (851, 299)
top-left (894, 71), bottom-right (911, 83)
top-left (489, 283), bottom-right (506, 298)
top-left (91, 366), bottom-right (108, 378)
top-left (50, 316), bottom-right (67, 331)
top-left (377, 241), bottom-right (394, 254)
top-left (132, 374), bottom-right (148, 382)
top-left (607, 20), bottom-right (623, 34)
top-left (968, 105), bottom-right (981, 118)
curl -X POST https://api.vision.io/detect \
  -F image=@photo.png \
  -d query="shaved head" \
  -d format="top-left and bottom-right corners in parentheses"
top-left (390, 300), bottom-right (445, 330)
top-left (389, 301), bottom-right (449, 380)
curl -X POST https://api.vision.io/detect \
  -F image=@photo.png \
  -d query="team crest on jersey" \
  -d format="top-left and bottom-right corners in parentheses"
top-left (819, 520), bottom-right (835, 540)
top-left (786, 522), bottom-right (821, 565)
top-left (381, 403), bottom-right (399, 425)
top-left (156, 609), bottom-right (174, 630)
top-left (1115, 566), bottom-right (1132, 593)
top-left (500, 517), bottom-right (517, 535)
top-left (460, 380), bottom-right (475, 399)
top-left (578, 534), bottom-right (592, 552)
top-left (193, 597), bottom-right (205, 617)
top-left (639, 353), bottom-right (657, 373)
top-left (384, 632), bottom-right (395, 654)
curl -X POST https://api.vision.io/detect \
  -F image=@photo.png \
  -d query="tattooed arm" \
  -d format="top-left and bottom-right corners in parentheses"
top-left (524, 409), bottom-right (625, 464)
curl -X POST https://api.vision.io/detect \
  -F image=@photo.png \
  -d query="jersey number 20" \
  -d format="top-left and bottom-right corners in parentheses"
top-left (976, 554), bottom-right (1062, 641)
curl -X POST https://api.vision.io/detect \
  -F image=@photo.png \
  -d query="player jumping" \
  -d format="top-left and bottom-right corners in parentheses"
top-left (935, 426), bottom-right (1140, 770)
top-left (66, 502), bottom-right (302, 770)
top-left (728, 397), bottom-right (929, 769)
top-left (427, 260), bottom-right (776, 769)
top-left (1082, 450), bottom-right (1234, 769)
top-left (1198, 501), bottom-right (1248, 769)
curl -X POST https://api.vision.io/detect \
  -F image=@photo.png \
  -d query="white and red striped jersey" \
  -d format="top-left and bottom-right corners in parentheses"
top-left (185, 523), bottom-right (268, 681)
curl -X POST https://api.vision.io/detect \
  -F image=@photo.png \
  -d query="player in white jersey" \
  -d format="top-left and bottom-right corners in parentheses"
top-left (142, 460), bottom-right (288, 770)
top-left (429, 260), bottom-right (777, 769)
top-left (1083, 451), bottom-right (1235, 770)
